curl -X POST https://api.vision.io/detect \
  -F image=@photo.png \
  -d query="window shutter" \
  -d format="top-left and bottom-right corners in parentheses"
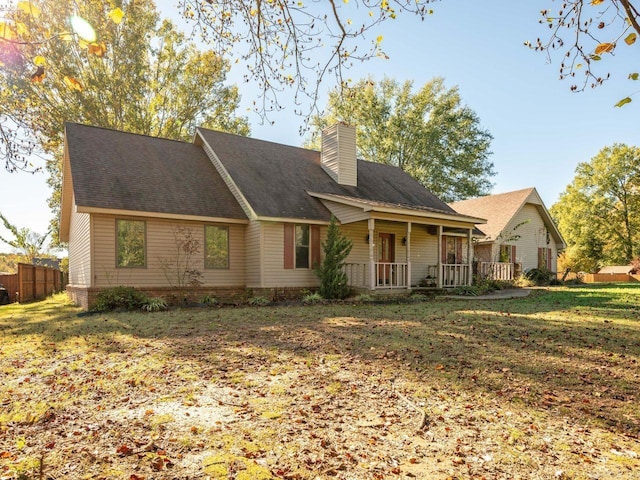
top-left (511, 245), bottom-right (517, 264)
top-left (547, 248), bottom-right (552, 270)
top-left (538, 247), bottom-right (543, 269)
top-left (311, 225), bottom-right (321, 268)
top-left (456, 238), bottom-right (463, 264)
top-left (284, 223), bottom-right (294, 269)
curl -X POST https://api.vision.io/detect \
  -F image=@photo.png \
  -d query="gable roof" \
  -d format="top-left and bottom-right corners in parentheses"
top-left (449, 187), bottom-right (566, 248)
top-left (63, 123), bottom-right (247, 222)
top-left (598, 265), bottom-right (634, 274)
top-left (196, 128), bottom-right (464, 222)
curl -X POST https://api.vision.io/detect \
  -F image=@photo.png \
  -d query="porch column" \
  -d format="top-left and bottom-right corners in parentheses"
top-left (467, 228), bottom-right (473, 286)
top-left (368, 218), bottom-right (376, 290)
top-left (406, 222), bottom-right (412, 290)
top-left (437, 225), bottom-right (443, 288)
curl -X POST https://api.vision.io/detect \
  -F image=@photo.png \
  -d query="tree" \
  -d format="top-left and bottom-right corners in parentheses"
top-left (551, 144), bottom-right (640, 269)
top-left (305, 77), bottom-right (494, 202)
top-left (0, 212), bottom-right (49, 264)
top-left (529, 1), bottom-right (640, 105)
top-left (0, 0), bottom-right (249, 243)
top-left (315, 216), bottom-right (353, 300)
top-left (3, 0), bottom-right (639, 129)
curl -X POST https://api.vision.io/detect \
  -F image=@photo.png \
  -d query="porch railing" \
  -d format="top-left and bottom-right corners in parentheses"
top-left (478, 262), bottom-right (514, 281)
top-left (441, 264), bottom-right (471, 287)
top-left (343, 262), bottom-right (409, 289)
top-left (343, 263), bottom-right (369, 289)
top-left (376, 262), bottom-right (408, 288)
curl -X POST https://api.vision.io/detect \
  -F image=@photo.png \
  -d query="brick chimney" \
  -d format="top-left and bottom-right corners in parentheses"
top-left (321, 123), bottom-right (357, 187)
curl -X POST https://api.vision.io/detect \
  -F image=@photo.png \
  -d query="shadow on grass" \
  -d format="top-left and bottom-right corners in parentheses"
top-left (2, 286), bottom-right (639, 438)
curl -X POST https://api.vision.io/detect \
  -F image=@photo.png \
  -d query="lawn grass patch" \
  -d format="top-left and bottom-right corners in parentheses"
top-left (1, 286), bottom-right (639, 479)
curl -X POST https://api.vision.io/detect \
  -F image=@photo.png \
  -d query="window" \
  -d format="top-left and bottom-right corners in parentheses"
top-left (499, 245), bottom-right (512, 263)
top-left (443, 236), bottom-right (465, 264)
top-left (538, 247), bottom-right (551, 270)
top-left (295, 225), bottom-right (310, 269)
top-left (116, 219), bottom-right (146, 267)
top-left (205, 226), bottom-right (229, 269)
top-left (284, 224), bottom-right (320, 270)
top-left (446, 237), bottom-right (457, 264)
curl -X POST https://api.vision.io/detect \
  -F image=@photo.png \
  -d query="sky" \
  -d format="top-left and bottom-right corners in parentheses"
top-left (1, 0), bottom-right (638, 254)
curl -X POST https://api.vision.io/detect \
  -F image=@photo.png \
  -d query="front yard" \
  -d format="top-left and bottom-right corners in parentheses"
top-left (1, 285), bottom-right (639, 479)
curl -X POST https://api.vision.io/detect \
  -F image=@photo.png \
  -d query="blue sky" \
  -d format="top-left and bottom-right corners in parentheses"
top-left (1, 0), bottom-right (638, 254)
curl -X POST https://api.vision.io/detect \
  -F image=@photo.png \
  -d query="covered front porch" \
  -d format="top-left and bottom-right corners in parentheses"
top-left (340, 218), bottom-right (474, 290)
top-left (308, 192), bottom-right (486, 292)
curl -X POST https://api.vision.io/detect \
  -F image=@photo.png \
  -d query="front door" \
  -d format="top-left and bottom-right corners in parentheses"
top-left (378, 233), bottom-right (395, 285)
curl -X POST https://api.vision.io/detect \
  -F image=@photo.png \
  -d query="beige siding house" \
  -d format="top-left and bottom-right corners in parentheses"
top-left (61, 123), bottom-right (486, 309)
top-left (450, 188), bottom-right (566, 280)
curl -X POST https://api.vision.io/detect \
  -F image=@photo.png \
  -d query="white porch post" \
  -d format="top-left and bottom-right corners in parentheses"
top-left (437, 225), bottom-right (443, 288)
top-left (368, 218), bottom-right (376, 290)
top-left (467, 228), bottom-right (473, 286)
top-left (406, 222), bottom-right (412, 290)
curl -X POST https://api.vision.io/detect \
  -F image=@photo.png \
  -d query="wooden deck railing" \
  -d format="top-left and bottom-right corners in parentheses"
top-left (441, 264), bottom-right (471, 287)
top-left (343, 262), bottom-right (409, 289)
top-left (478, 262), bottom-right (514, 281)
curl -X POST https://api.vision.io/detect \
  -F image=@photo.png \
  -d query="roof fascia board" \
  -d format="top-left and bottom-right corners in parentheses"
top-left (308, 191), bottom-right (486, 225)
top-left (256, 216), bottom-right (331, 226)
top-left (371, 212), bottom-right (478, 229)
top-left (76, 206), bottom-right (249, 224)
top-left (59, 136), bottom-right (73, 242)
top-left (195, 129), bottom-right (257, 220)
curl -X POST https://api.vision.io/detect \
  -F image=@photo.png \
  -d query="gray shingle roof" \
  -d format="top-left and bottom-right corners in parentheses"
top-left (197, 128), bottom-right (457, 221)
top-left (65, 123), bottom-right (247, 220)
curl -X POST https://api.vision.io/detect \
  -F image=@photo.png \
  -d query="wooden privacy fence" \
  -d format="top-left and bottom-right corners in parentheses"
top-left (0, 263), bottom-right (68, 303)
top-left (560, 272), bottom-right (640, 283)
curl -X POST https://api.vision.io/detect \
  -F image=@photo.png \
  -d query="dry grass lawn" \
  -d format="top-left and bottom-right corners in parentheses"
top-left (1, 284), bottom-right (639, 479)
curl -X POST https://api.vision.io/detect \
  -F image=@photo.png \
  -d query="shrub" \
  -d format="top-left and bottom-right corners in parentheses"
top-left (92, 286), bottom-right (148, 311)
top-left (514, 274), bottom-right (534, 287)
top-left (248, 296), bottom-right (270, 306)
top-left (315, 216), bottom-right (353, 300)
top-left (142, 297), bottom-right (168, 312)
top-left (409, 293), bottom-right (429, 302)
top-left (200, 294), bottom-right (218, 306)
top-left (302, 292), bottom-right (324, 305)
top-left (354, 293), bottom-right (374, 303)
top-left (524, 268), bottom-right (554, 286)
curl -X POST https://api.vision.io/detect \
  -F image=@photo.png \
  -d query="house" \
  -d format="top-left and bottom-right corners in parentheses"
top-left (598, 265), bottom-right (636, 275)
top-left (60, 123), bottom-right (486, 309)
top-left (450, 188), bottom-right (566, 280)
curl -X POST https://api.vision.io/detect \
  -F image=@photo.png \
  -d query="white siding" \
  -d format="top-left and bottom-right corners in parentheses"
top-left (92, 215), bottom-right (245, 287)
top-left (245, 220), bottom-right (262, 287)
top-left (504, 204), bottom-right (558, 272)
top-left (68, 194), bottom-right (91, 287)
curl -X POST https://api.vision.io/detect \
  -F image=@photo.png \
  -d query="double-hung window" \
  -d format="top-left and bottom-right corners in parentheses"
top-left (205, 225), bottom-right (229, 269)
top-left (116, 219), bottom-right (146, 268)
top-left (295, 225), bottom-right (310, 269)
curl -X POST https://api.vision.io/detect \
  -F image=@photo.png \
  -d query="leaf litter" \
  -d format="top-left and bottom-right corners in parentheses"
top-left (1, 287), bottom-right (639, 479)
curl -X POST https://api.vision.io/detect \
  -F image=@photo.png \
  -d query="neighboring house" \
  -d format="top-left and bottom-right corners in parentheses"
top-left (598, 265), bottom-right (636, 275)
top-left (60, 123), bottom-right (486, 309)
top-left (450, 188), bottom-right (566, 280)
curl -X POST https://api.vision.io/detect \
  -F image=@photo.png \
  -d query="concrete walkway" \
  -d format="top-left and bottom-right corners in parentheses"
top-left (446, 288), bottom-right (532, 300)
